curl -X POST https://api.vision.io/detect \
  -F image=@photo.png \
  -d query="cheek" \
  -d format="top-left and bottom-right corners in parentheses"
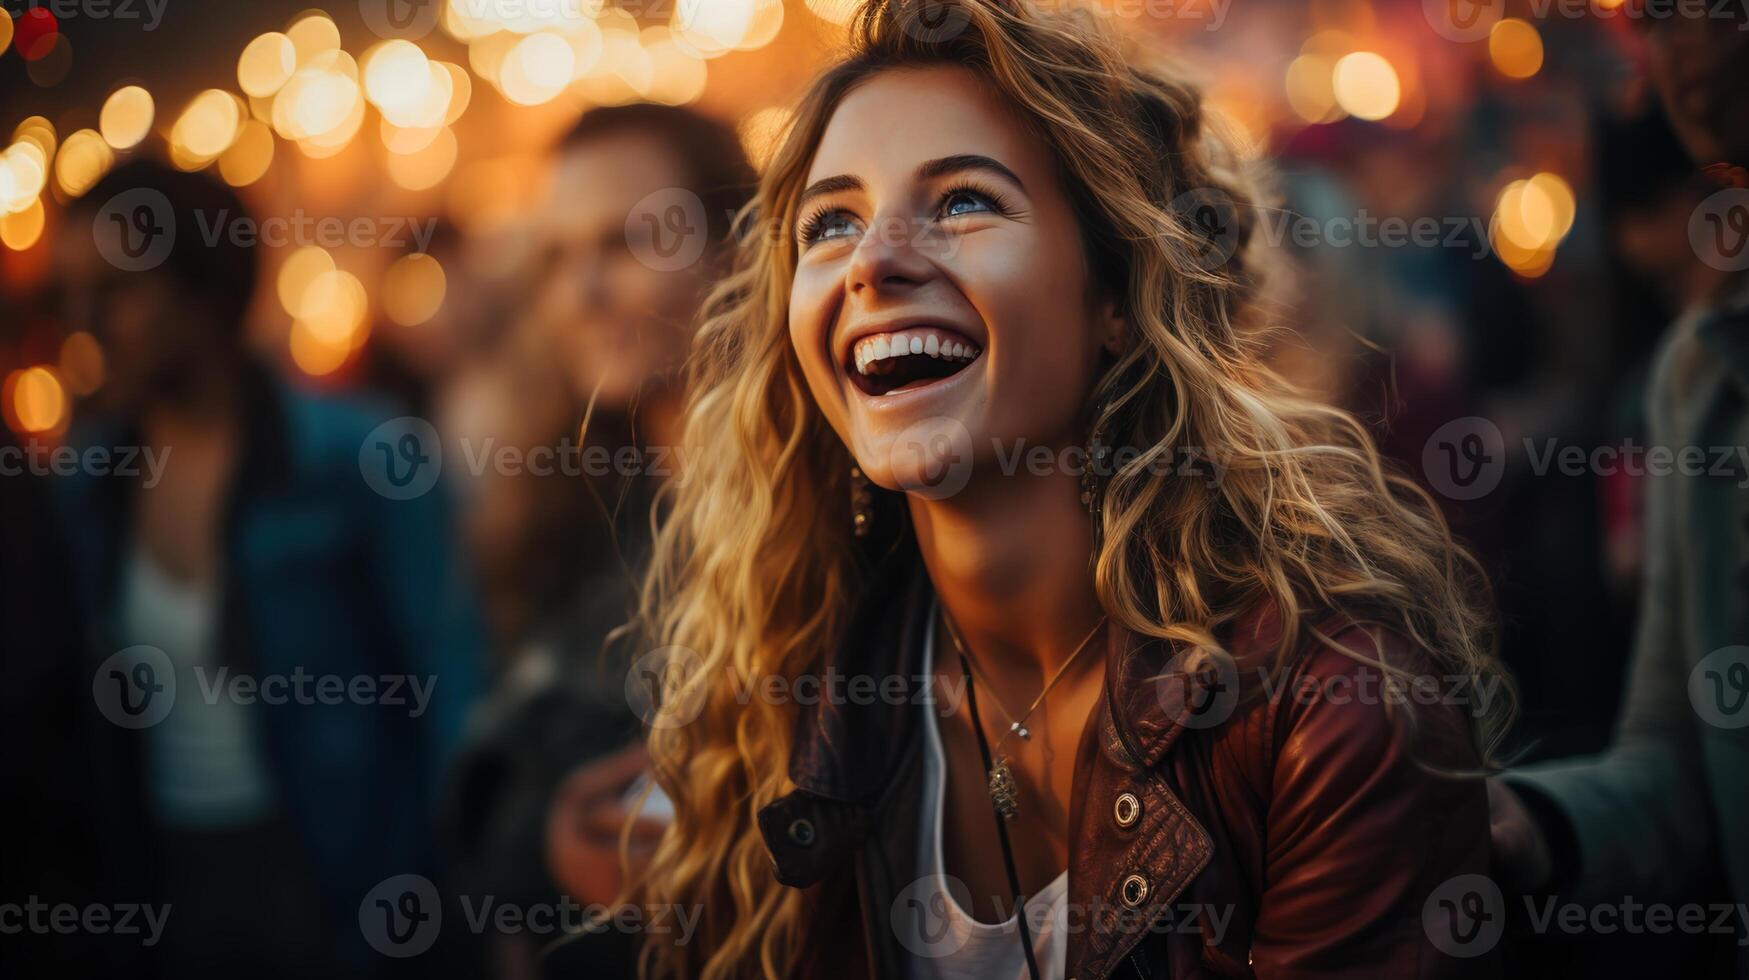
top-left (955, 231), bottom-right (1100, 436)
top-left (787, 262), bottom-right (848, 422)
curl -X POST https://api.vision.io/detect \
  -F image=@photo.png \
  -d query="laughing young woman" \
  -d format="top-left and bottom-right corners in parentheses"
top-left (611, 0), bottom-right (1512, 977)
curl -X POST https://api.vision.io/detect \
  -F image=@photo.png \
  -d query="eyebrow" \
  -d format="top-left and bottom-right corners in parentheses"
top-left (795, 154), bottom-right (1026, 213)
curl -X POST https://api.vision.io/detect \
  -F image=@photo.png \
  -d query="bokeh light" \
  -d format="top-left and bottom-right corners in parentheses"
top-left (99, 85), bottom-right (155, 150)
top-left (1489, 19), bottom-right (1542, 80)
top-left (238, 32), bottom-right (298, 98)
top-left (1332, 52), bottom-right (1399, 122)
top-left (381, 253), bottom-right (447, 326)
top-left (4, 367), bottom-right (68, 435)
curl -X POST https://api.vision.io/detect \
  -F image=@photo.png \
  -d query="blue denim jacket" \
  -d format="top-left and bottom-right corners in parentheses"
top-left (57, 364), bottom-right (486, 972)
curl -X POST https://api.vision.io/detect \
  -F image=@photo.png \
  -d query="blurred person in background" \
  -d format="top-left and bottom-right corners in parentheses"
top-left (1491, 7), bottom-right (1749, 976)
top-left (52, 158), bottom-right (486, 978)
top-left (440, 103), bottom-right (753, 979)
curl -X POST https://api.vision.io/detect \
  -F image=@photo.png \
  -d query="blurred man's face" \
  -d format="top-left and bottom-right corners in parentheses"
top-left (54, 218), bottom-right (204, 414)
top-left (529, 133), bottom-right (712, 410)
top-left (1643, 10), bottom-right (1749, 165)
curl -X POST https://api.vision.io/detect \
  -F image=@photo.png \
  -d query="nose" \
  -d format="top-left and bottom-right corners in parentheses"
top-left (845, 213), bottom-right (935, 299)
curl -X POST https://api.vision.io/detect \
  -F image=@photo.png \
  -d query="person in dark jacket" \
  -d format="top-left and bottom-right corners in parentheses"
top-left (53, 158), bottom-right (486, 979)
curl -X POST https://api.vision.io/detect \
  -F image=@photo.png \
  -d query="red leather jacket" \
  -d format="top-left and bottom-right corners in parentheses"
top-left (756, 547), bottom-right (1497, 980)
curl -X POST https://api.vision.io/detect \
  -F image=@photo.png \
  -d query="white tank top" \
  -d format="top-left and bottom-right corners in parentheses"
top-left (903, 604), bottom-right (1068, 980)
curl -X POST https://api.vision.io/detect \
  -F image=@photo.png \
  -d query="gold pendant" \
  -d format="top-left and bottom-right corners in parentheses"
top-left (988, 757), bottom-right (1019, 819)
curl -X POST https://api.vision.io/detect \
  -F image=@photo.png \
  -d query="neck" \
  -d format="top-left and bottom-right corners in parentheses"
top-left (908, 465), bottom-right (1103, 679)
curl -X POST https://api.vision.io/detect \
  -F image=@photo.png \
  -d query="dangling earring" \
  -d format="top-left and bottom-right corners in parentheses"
top-left (1080, 401), bottom-right (1111, 538)
top-left (850, 465), bottom-right (874, 537)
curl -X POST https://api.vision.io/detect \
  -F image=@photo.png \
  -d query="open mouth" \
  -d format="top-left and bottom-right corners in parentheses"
top-left (847, 326), bottom-right (982, 397)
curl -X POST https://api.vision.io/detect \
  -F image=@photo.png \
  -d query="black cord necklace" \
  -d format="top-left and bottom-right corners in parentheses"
top-left (956, 646), bottom-right (1045, 980)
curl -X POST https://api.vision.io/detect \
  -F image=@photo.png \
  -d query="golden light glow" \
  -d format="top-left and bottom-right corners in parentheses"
top-left (381, 253), bottom-right (447, 326)
top-left (289, 318), bottom-right (354, 375)
top-left (362, 40), bottom-right (437, 126)
top-left (278, 245), bottom-right (337, 316)
top-left (738, 0), bottom-right (784, 51)
top-left (643, 29), bottom-right (708, 106)
top-left (385, 126), bottom-right (458, 190)
top-left (1285, 54), bottom-right (1342, 124)
top-left (274, 54), bottom-right (364, 144)
top-left (296, 269), bottom-right (369, 347)
top-left (57, 332), bottom-right (106, 396)
top-left (2, 142), bottom-right (48, 213)
top-left (672, 0), bottom-right (756, 57)
top-left (172, 89), bottom-right (243, 161)
top-left (6, 367), bottom-right (68, 434)
top-left (100, 86), bottom-right (155, 150)
top-left (286, 11), bottom-right (341, 65)
top-left (219, 119), bottom-right (276, 187)
top-left (804, 0), bottom-right (858, 26)
top-left (1489, 19), bottom-right (1542, 80)
top-left (13, 116), bottom-right (57, 162)
top-left (239, 32), bottom-right (298, 98)
top-left (54, 129), bottom-right (114, 198)
top-left (0, 12), bottom-right (12, 57)
top-left (1491, 173), bottom-right (1575, 278)
top-left (500, 32), bottom-right (575, 105)
top-left (0, 197), bottom-right (45, 250)
top-left (738, 105), bottom-right (793, 171)
top-left (1529, 172), bottom-right (1576, 240)
top-left (1332, 52), bottom-right (1399, 122)
top-left (438, 62), bottom-right (472, 125)
top-left (381, 118), bottom-right (442, 155)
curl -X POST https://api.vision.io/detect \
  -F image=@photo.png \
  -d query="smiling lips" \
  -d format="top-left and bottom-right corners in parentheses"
top-left (847, 326), bottom-right (983, 396)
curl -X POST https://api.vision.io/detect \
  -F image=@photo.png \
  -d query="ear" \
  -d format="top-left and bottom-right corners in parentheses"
top-left (1097, 298), bottom-right (1126, 356)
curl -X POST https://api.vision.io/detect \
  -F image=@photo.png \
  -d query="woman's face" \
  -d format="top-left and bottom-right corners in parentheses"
top-left (788, 65), bottom-right (1119, 496)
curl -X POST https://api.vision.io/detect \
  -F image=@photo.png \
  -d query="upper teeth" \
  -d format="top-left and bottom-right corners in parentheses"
top-left (853, 328), bottom-right (981, 375)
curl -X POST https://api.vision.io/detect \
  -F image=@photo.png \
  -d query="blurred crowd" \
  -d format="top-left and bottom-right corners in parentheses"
top-left (2, 3), bottom-right (1747, 978)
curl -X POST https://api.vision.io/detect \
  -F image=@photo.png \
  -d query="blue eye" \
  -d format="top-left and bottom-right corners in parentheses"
top-left (941, 188), bottom-right (998, 218)
top-left (800, 209), bottom-right (860, 245)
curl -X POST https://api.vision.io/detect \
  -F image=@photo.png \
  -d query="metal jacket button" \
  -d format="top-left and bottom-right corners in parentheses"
top-left (1120, 874), bottom-right (1149, 907)
top-left (788, 818), bottom-right (816, 847)
top-left (1113, 792), bottom-right (1141, 828)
